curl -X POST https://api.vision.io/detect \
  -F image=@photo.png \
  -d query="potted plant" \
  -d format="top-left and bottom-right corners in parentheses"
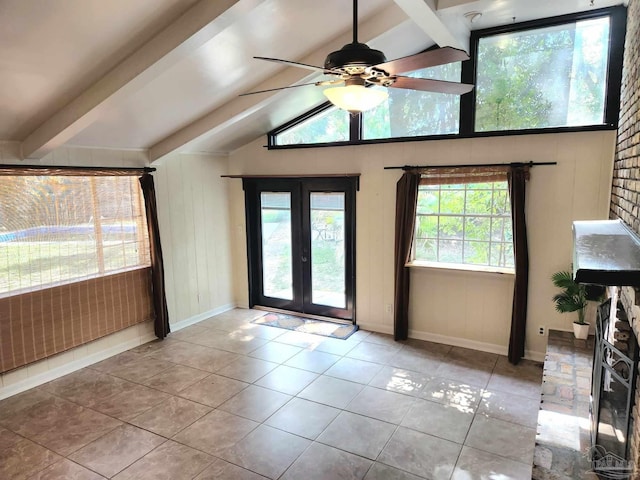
top-left (551, 270), bottom-right (589, 339)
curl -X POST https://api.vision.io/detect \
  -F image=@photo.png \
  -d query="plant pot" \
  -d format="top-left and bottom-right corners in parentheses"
top-left (573, 322), bottom-right (590, 340)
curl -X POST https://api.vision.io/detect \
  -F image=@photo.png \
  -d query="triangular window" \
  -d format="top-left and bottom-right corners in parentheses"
top-left (275, 106), bottom-right (350, 146)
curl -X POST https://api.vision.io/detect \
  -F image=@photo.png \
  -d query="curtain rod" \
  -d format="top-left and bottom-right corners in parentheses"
top-left (221, 173), bottom-right (360, 179)
top-left (383, 161), bottom-right (557, 170)
top-left (0, 164), bottom-right (155, 172)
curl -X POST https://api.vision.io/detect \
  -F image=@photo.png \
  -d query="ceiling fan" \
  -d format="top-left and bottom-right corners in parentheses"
top-left (241, 0), bottom-right (474, 113)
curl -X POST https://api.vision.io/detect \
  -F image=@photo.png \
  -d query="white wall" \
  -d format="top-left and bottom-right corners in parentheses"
top-left (0, 128), bottom-right (614, 396)
top-left (0, 145), bottom-right (234, 398)
top-left (152, 152), bottom-right (235, 328)
top-left (228, 130), bottom-right (615, 359)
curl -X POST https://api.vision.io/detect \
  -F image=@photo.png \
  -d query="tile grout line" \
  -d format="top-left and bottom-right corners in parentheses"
top-left (2, 311), bottom-right (544, 480)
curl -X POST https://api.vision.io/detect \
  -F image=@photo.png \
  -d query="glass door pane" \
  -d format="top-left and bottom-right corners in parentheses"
top-left (260, 192), bottom-right (293, 300)
top-left (245, 177), bottom-right (355, 322)
top-left (310, 192), bottom-right (345, 308)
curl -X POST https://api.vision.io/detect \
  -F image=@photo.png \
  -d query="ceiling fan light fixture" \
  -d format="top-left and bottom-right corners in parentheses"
top-left (323, 79), bottom-right (388, 114)
top-left (245, 0), bottom-right (474, 101)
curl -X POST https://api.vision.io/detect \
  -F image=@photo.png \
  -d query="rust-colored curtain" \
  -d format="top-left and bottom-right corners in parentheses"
top-left (139, 173), bottom-right (170, 339)
top-left (393, 172), bottom-right (420, 340)
top-left (507, 165), bottom-right (530, 364)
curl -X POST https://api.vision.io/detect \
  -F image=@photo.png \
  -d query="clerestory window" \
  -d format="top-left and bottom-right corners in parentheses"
top-left (474, 15), bottom-right (613, 132)
top-left (362, 62), bottom-right (462, 139)
top-left (268, 6), bottom-right (625, 148)
top-left (276, 106), bottom-right (350, 146)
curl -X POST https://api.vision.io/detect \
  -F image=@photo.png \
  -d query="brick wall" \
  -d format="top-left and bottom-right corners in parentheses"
top-left (610, 0), bottom-right (640, 472)
top-left (610, 0), bottom-right (640, 230)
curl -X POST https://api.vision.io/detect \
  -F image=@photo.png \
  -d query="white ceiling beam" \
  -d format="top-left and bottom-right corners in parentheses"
top-left (150, 76), bottom-right (304, 162)
top-left (20, 0), bottom-right (264, 160)
top-left (149, 3), bottom-right (410, 162)
top-left (393, 0), bottom-right (466, 50)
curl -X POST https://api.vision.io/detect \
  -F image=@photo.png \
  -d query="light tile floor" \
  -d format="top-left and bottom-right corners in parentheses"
top-left (0, 309), bottom-right (543, 479)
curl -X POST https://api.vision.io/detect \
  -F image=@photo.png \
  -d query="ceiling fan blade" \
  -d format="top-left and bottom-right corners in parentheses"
top-left (390, 76), bottom-right (474, 95)
top-left (239, 81), bottom-right (323, 96)
top-left (375, 47), bottom-right (470, 75)
top-left (254, 56), bottom-right (329, 73)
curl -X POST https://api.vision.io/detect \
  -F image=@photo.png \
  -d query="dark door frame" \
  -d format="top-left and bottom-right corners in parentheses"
top-left (243, 176), bottom-right (358, 322)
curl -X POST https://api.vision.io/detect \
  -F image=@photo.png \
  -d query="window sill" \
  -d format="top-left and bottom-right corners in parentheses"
top-left (0, 265), bottom-right (152, 300)
top-left (406, 260), bottom-right (515, 276)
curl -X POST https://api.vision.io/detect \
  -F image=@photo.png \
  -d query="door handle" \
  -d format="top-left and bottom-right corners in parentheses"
top-left (301, 256), bottom-right (308, 262)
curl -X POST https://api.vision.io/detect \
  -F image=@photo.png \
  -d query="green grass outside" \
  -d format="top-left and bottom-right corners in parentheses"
top-left (0, 241), bottom-right (145, 294)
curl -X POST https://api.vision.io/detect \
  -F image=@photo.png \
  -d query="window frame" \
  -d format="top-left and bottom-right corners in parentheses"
top-left (0, 173), bottom-right (151, 298)
top-left (267, 5), bottom-right (626, 150)
top-left (460, 5), bottom-right (626, 136)
top-left (410, 181), bottom-right (515, 274)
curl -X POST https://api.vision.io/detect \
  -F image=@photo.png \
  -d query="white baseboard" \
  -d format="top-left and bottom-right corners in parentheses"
top-left (356, 321), bottom-right (393, 335)
top-left (524, 350), bottom-right (546, 362)
top-left (408, 329), bottom-right (546, 363)
top-left (0, 304), bottom-right (238, 400)
top-left (358, 323), bottom-right (545, 362)
top-left (408, 329), bottom-right (508, 356)
top-left (170, 303), bottom-right (236, 331)
top-left (0, 332), bottom-right (156, 401)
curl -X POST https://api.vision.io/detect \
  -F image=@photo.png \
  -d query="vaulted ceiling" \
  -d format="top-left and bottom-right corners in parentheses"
top-left (0, 0), bottom-right (623, 160)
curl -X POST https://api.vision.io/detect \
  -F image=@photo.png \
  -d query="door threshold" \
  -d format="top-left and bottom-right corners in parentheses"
top-left (254, 306), bottom-right (354, 326)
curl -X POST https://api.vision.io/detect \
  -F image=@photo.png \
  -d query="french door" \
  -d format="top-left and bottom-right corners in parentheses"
top-left (243, 177), bottom-right (357, 322)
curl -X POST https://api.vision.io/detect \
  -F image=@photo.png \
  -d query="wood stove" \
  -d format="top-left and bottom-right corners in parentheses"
top-left (573, 220), bottom-right (640, 478)
top-left (591, 297), bottom-right (638, 468)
